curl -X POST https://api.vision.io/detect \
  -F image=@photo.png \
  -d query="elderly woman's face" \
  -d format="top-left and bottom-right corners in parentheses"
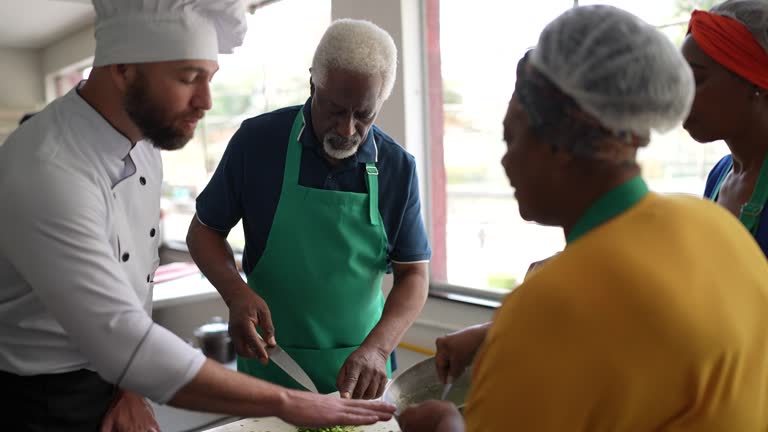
top-left (682, 35), bottom-right (756, 143)
top-left (501, 95), bottom-right (563, 224)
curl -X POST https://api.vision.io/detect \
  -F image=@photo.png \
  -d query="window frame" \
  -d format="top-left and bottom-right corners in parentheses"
top-left (421, 0), bottom-right (722, 306)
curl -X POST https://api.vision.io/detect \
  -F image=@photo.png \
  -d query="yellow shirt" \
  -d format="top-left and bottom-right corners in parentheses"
top-left (466, 192), bottom-right (768, 431)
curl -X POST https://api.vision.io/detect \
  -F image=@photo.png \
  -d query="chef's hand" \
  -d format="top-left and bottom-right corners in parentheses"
top-left (279, 390), bottom-right (395, 427)
top-left (435, 323), bottom-right (489, 385)
top-left (100, 390), bottom-right (159, 432)
top-left (337, 345), bottom-right (389, 399)
top-left (399, 400), bottom-right (464, 432)
top-left (228, 289), bottom-right (275, 364)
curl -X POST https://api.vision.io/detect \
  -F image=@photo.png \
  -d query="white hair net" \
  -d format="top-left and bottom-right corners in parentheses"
top-left (711, 0), bottom-right (768, 52)
top-left (529, 5), bottom-right (694, 137)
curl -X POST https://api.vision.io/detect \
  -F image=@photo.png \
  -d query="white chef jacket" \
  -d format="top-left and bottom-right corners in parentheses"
top-left (0, 85), bottom-right (205, 403)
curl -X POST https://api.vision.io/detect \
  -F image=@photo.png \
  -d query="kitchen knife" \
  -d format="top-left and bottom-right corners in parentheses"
top-left (267, 344), bottom-right (319, 393)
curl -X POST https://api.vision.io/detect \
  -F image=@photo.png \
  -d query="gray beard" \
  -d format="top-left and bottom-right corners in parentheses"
top-left (323, 136), bottom-right (361, 160)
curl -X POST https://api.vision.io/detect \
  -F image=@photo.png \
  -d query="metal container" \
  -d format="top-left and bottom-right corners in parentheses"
top-left (193, 316), bottom-right (235, 363)
top-left (382, 356), bottom-right (472, 416)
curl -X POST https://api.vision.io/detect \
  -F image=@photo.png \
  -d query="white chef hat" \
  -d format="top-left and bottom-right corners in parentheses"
top-left (92, 0), bottom-right (247, 67)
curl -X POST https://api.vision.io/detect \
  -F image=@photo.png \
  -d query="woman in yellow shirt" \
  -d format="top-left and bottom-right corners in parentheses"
top-left (400, 5), bottom-right (768, 432)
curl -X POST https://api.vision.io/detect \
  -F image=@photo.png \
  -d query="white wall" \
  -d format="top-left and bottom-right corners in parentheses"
top-left (41, 24), bottom-right (94, 79)
top-left (333, 0), bottom-right (406, 146)
top-left (332, 0), bottom-right (432, 302)
top-left (0, 24), bottom-right (94, 118)
top-left (331, 0), bottom-right (427, 162)
top-left (0, 47), bottom-right (44, 143)
top-left (0, 24), bottom-right (94, 143)
top-left (41, 25), bottom-right (94, 102)
top-left (0, 47), bottom-right (43, 109)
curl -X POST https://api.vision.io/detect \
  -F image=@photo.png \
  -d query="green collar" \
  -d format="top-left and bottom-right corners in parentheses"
top-left (566, 176), bottom-right (649, 244)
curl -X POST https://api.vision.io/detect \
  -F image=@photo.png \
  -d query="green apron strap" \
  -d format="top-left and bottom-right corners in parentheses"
top-left (740, 155), bottom-right (768, 235)
top-left (365, 163), bottom-right (380, 226)
top-left (284, 110), bottom-right (305, 185)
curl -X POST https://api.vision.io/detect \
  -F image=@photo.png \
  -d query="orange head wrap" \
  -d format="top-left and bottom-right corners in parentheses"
top-left (688, 9), bottom-right (768, 89)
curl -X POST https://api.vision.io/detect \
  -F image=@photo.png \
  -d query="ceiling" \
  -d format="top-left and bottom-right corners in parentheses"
top-left (0, 0), bottom-right (94, 50)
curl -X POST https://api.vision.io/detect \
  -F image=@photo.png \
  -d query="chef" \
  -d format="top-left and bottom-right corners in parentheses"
top-left (187, 19), bottom-right (431, 399)
top-left (0, 1), bottom-right (394, 430)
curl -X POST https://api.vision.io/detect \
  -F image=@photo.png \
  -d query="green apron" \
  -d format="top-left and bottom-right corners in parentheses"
top-left (239, 110), bottom-right (391, 393)
top-left (709, 155), bottom-right (768, 236)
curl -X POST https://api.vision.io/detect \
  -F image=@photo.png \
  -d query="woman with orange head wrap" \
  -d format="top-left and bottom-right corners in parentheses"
top-left (684, 0), bottom-right (768, 255)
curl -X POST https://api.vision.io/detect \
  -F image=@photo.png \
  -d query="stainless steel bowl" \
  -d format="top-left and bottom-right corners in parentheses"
top-left (382, 356), bottom-right (471, 415)
top-left (193, 316), bottom-right (235, 363)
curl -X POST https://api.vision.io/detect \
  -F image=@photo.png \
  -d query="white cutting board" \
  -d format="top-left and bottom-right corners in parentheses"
top-left (205, 416), bottom-right (400, 432)
top-left (204, 391), bottom-right (400, 432)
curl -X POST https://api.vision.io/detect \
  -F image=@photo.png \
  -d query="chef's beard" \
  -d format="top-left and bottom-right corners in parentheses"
top-left (323, 132), bottom-right (362, 160)
top-left (123, 71), bottom-right (200, 151)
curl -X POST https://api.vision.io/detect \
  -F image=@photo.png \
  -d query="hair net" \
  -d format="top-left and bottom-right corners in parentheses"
top-left (711, 0), bottom-right (768, 53)
top-left (516, 52), bottom-right (634, 158)
top-left (529, 5), bottom-right (694, 138)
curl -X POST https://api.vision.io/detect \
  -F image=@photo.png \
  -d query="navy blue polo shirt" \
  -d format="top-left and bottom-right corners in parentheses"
top-left (196, 98), bottom-right (432, 275)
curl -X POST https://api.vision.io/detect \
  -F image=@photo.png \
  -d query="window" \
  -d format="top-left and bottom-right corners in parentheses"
top-left (429, 0), bottom-right (727, 295)
top-left (159, 0), bottom-right (331, 250)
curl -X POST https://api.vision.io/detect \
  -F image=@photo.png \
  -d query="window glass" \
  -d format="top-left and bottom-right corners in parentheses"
top-left (433, 0), bottom-right (727, 292)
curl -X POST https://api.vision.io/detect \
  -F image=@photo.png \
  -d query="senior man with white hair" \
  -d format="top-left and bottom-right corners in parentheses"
top-left (398, 5), bottom-right (768, 432)
top-left (187, 19), bottom-right (431, 400)
top-left (0, 2), bottom-right (395, 431)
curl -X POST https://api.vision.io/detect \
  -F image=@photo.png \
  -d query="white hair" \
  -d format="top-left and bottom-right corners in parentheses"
top-left (711, 0), bottom-right (768, 53)
top-left (311, 19), bottom-right (398, 102)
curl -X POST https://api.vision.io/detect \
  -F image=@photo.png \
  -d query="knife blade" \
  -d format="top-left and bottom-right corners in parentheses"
top-left (267, 344), bottom-right (319, 393)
